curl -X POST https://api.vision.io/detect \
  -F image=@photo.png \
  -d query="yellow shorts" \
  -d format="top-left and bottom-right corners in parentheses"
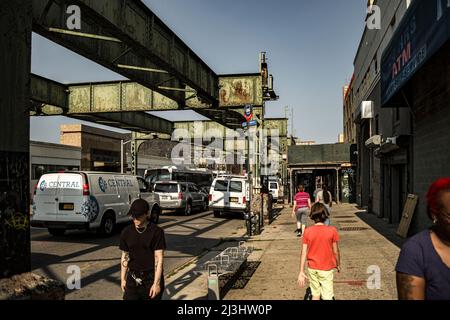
top-left (308, 268), bottom-right (335, 300)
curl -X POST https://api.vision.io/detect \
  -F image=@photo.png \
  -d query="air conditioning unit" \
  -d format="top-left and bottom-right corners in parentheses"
top-left (379, 136), bottom-right (400, 154)
top-left (365, 135), bottom-right (382, 148)
top-left (385, 136), bottom-right (397, 145)
top-left (361, 101), bottom-right (374, 119)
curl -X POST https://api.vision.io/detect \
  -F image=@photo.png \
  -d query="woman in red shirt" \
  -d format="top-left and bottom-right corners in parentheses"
top-left (292, 185), bottom-right (311, 237)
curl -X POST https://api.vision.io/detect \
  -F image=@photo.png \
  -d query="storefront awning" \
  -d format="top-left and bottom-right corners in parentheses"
top-left (381, 0), bottom-right (450, 107)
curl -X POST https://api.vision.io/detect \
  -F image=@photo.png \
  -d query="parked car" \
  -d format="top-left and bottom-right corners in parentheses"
top-left (209, 176), bottom-right (249, 217)
top-left (31, 172), bottom-right (160, 236)
top-left (153, 181), bottom-right (208, 215)
top-left (269, 181), bottom-right (279, 202)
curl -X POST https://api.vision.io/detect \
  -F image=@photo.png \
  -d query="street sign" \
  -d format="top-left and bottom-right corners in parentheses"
top-left (244, 104), bottom-right (253, 122)
top-left (242, 120), bottom-right (258, 128)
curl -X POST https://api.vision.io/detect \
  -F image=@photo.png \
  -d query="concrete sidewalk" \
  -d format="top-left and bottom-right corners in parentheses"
top-left (163, 204), bottom-right (401, 300)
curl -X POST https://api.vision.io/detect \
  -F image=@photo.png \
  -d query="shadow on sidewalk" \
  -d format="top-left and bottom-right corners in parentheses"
top-left (354, 210), bottom-right (406, 248)
top-left (267, 207), bottom-right (284, 224)
top-left (163, 237), bottom-right (248, 300)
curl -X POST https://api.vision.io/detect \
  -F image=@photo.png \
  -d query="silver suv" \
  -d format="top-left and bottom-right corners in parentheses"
top-left (153, 181), bottom-right (208, 215)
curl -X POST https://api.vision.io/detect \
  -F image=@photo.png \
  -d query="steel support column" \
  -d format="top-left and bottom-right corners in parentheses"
top-left (0, 0), bottom-right (32, 278)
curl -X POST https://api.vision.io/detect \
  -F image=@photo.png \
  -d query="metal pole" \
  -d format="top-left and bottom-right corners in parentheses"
top-left (260, 102), bottom-right (265, 231)
top-left (291, 107), bottom-right (294, 137)
top-left (336, 168), bottom-right (340, 204)
top-left (246, 126), bottom-right (252, 236)
top-left (121, 139), bottom-right (124, 174)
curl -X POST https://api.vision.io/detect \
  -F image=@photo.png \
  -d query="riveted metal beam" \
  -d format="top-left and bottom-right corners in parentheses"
top-left (29, 75), bottom-right (173, 134)
top-left (32, 0), bottom-right (219, 105)
top-left (32, 0), bottom-right (185, 105)
top-left (70, 112), bottom-right (173, 135)
top-left (30, 73), bottom-right (69, 111)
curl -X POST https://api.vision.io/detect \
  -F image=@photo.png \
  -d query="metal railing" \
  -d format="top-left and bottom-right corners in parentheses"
top-left (202, 242), bottom-right (253, 300)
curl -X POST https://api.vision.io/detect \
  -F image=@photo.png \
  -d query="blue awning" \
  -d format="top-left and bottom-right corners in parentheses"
top-left (381, 0), bottom-right (450, 106)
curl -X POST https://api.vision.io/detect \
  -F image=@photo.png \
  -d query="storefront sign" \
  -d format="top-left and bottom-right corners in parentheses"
top-left (381, 0), bottom-right (450, 106)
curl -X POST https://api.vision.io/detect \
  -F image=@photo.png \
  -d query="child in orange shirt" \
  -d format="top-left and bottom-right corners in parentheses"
top-left (297, 203), bottom-right (340, 300)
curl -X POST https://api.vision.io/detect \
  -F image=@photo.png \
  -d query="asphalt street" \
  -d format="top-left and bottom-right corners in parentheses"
top-left (31, 209), bottom-right (246, 300)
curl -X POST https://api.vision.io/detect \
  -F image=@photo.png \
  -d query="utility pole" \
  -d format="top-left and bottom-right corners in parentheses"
top-left (284, 106), bottom-right (289, 133)
top-left (121, 139), bottom-right (133, 174)
top-left (291, 107), bottom-right (295, 138)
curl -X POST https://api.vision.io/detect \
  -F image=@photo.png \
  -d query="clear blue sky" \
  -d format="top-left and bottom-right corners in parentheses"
top-left (31, 0), bottom-right (367, 144)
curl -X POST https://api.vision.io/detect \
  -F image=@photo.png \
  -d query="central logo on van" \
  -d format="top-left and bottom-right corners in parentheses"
top-left (98, 177), bottom-right (108, 193)
top-left (39, 181), bottom-right (47, 191)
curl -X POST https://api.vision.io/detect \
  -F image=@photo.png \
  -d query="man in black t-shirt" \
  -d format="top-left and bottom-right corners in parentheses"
top-left (120, 199), bottom-right (166, 300)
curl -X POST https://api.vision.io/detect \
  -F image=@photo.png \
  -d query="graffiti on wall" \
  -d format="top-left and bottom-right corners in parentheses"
top-left (0, 152), bottom-right (30, 278)
top-left (342, 168), bottom-right (356, 202)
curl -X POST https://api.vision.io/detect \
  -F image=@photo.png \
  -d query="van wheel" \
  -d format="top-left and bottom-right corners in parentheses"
top-left (98, 212), bottom-right (116, 237)
top-left (185, 202), bottom-right (192, 216)
top-left (150, 206), bottom-right (160, 224)
top-left (213, 210), bottom-right (222, 218)
top-left (48, 228), bottom-right (66, 236)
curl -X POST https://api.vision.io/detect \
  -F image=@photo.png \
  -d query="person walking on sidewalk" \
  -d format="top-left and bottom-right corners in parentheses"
top-left (120, 199), bottom-right (166, 300)
top-left (313, 184), bottom-right (322, 201)
top-left (396, 178), bottom-right (450, 300)
top-left (315, 185), bottom-right (332, 226)
top-left (292, 185), bottom-right (311, 237)
top-left (297, 203), bottom-right (340, 300)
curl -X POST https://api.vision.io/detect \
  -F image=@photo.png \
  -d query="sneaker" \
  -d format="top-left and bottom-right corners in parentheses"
top-left (296, 231), bottom-right (302, 237)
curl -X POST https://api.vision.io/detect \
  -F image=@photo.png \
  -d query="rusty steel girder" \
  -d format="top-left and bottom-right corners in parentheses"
top-left (30, 74), bottom-right (173, 134)
top-left (32, 0), bottom-right (219, 106)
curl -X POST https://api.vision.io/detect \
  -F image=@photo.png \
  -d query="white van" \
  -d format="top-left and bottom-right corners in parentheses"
top-left (209, 176), bottom-right (249, 217)
top-left (269, 181), bottom-right (279, 202)
top-left (31, 172), bottom-right (160, 236)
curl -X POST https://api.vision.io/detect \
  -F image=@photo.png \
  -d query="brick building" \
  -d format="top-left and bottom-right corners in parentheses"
top-left (60, 124), bottom-right (174, 174)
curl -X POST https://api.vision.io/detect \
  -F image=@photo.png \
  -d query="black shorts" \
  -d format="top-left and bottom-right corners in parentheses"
top-left (123, 271), bottom-right (165, 300)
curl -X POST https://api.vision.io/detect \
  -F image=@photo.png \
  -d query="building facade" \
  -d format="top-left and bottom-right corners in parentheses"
top-left (288, 143), bottom-right (357, 205)
top-left (343, 76), bottom-right (356, 144)
top-left (349, 0), bottom-right (450, 235)
top-left (60, 124), bottom-right (175, 175)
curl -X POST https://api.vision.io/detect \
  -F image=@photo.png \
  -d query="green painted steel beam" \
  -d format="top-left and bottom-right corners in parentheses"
top-left (30, 73), bottom-right (69, 111)
top-left (29, 75), bottom-right (173, 134)
top-left (70, 112), bottom-right (173, 135)
top-left (32, 0), bottom-right (218, 105)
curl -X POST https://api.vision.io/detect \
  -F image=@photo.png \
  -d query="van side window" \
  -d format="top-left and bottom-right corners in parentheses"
top-left (137, 177), bottom-right (149, 192)
top-left (214, 180), bottom-right (228, 192)
top-left (229, 181), bottom-right (242, 192)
